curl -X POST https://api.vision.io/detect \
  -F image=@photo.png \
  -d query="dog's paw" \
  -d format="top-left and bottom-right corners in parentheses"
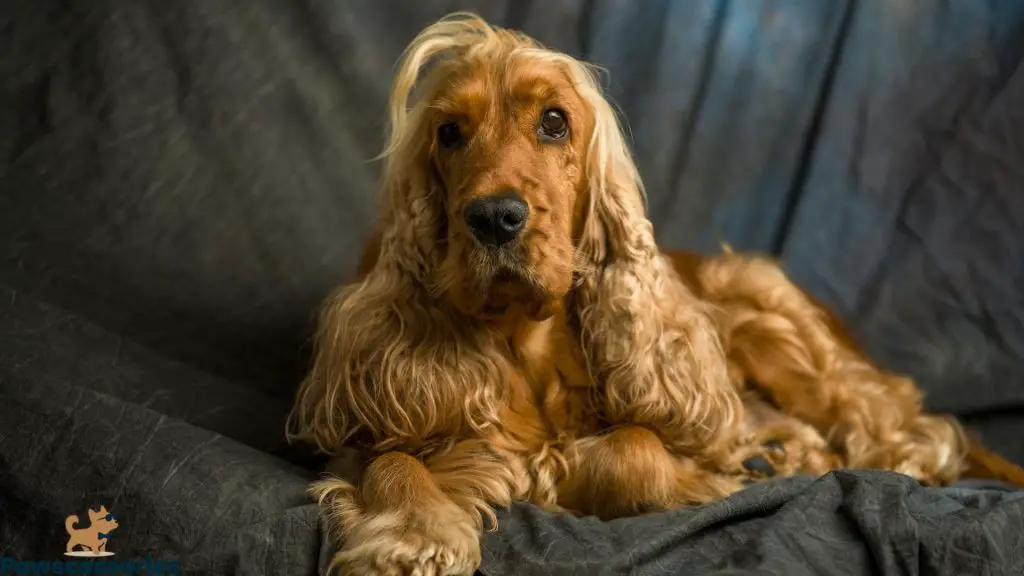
top-left (327, 498), bottom-right (481, 576)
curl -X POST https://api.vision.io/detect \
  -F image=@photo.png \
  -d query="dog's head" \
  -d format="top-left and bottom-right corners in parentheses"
top-left (290, 13), bottom-right (735, 455)
top-left (375, 12), bottom-right (648, 322)
top-left (88, 506), bottom-right (118, 532)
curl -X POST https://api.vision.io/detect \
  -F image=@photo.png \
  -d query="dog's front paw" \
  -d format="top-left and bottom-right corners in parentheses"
top-left (332, 508), bottom-right (480, 576)
top-left (315, 477), bottom-right (481, 576)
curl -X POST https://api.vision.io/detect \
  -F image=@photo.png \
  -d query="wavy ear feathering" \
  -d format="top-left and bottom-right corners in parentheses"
top-left (286, 14), bottom-right (521, 456)
top-left (568, 68), bottom-right (743, 456)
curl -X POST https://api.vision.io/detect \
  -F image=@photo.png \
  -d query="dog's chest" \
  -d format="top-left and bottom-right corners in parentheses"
top-left (498, 315), bottom-right (599, 447)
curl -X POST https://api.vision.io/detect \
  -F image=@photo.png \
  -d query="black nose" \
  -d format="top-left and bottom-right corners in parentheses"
top-left (462, 192), bottom-right (528, 246)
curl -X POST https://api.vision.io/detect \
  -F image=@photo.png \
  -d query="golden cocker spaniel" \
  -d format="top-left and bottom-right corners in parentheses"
top-left (288, 12), bottom-right (1024, 576)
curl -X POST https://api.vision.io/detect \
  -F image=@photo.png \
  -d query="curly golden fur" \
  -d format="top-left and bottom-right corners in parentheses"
top-left (287, 13), bottom-right (1020, 576)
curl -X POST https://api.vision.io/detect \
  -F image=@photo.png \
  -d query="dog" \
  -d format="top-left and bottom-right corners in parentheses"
top-left (65, 505), bottom-right (118, 555)
top-left (288, 12), bottom-right (1024, 576)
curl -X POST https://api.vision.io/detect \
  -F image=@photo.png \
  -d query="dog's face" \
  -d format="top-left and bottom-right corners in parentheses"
top-left (425, 52), bottom-right (594, 321)
top-left (88, 506), bottom-right (118, 531)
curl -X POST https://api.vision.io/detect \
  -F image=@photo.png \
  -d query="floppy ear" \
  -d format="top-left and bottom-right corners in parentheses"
top-left (568, 67), bottom-right (743, 456)
top-left (287, 13), bottom-right (508, 455)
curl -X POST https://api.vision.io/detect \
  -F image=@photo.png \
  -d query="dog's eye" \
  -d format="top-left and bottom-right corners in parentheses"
top-left (437, 122), bottom-right (463, 149)
top-left (539, 109), bottom-right (569, 141)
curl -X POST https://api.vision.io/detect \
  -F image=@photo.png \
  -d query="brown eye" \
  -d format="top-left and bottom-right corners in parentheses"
top-left (539, 108), bottom-right (568, 141)
top-left (438, 122), bottom-right (463, 149)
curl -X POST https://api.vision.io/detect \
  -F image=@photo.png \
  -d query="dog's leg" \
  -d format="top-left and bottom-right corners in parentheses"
top-left (693, 253), bottom-right (966, 484)
top-left (557, 426), bottom-right (744, 519)
top-left (314, 440), bottom-right (524, 576)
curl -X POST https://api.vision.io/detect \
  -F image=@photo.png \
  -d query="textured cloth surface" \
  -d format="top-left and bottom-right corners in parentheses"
top-left (480, 475), bottom-right (1024, 576)
top-left (2, 1), bottom-right (1024, 574)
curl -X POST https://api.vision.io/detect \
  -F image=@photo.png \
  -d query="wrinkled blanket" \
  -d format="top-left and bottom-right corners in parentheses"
top-left (479, 475), bottom-right (1024, 575)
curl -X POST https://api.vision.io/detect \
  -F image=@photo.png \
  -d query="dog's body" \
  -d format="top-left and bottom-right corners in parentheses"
top-left (288, 13), bottom-right (1024, 576)
top-left (65, 506), bottom-right (118, 555)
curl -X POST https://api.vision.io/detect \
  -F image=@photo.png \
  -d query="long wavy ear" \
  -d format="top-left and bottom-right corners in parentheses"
top-left (287, 13), bottom-right (508, 455)
top-left (567, 64), bottom-right (743, 455)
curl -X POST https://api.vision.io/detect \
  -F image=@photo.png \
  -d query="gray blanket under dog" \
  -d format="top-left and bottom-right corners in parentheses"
top-left (478, 474), bottom-right (1024, 575)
